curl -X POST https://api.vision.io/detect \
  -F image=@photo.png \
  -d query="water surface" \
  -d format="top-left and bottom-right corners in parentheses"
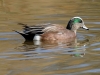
top-left (0, 0), bottom-right (100, 75)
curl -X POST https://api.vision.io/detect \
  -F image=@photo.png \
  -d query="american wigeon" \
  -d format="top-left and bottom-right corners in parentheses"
top-left (15, 17), bottom-right (89, 42)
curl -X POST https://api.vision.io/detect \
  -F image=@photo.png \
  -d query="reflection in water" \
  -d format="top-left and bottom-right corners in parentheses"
top-left (20, 38), bottom-right (89, 58)
top-left (0, 0), bottom-right (100, 75)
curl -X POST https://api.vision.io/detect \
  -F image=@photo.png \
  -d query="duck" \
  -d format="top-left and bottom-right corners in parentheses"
top-left (14, 17), bottom-right (89, 42)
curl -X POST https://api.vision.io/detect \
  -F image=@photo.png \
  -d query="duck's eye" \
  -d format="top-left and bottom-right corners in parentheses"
top-left (79, 20), bottom-right (82, 23)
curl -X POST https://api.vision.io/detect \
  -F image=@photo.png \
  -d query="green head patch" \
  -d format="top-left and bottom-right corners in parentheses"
top-left (66, 17), bottom-right (83, 30)
top-left (73, 18), bottom-right (82, 24)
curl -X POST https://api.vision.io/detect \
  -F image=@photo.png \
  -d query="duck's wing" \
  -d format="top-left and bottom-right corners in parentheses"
top-left (15, 23), bottom-right (65, 40)
top-left (14, 23), bottom-right (53, 40)
top-left (18, 23), bottom-right (46, 34)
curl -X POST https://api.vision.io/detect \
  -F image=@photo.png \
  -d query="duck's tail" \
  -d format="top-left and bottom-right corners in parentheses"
top-left (13, 30), bottom-right (35, 41)
top-left (18, 23), bottom-right (30, 28)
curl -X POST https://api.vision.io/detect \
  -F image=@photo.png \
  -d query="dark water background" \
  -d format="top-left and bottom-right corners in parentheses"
top-left (0, 0), bottom-right (100, 75)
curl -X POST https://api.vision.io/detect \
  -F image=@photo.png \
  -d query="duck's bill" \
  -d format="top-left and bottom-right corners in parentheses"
top-left (82, 25), bottom-right (89, 30)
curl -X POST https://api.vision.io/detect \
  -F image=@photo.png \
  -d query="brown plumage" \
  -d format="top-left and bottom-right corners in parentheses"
top-left (15, 17), bottom-right (89, 43)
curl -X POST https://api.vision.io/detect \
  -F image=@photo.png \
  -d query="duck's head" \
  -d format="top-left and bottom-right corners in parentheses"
top-left (66, 17), bottom-right (89, 33)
